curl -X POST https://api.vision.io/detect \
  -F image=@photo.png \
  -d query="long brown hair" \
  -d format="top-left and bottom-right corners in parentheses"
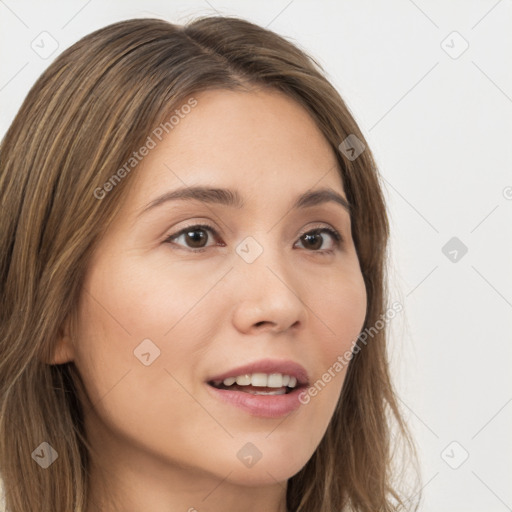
top-left (0, 16), bottom-right (419, 511)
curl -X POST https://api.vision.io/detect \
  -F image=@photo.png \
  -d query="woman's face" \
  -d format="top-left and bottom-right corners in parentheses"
top-left (60, 88), bottom-right (367, 489)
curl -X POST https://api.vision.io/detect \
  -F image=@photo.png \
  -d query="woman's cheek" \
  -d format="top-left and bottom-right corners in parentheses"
top-left (317, 268), bottom-right (367, 353)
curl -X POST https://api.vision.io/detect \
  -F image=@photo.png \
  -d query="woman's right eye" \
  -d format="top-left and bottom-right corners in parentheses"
top-left (164, 224), bottom-right (222, 252)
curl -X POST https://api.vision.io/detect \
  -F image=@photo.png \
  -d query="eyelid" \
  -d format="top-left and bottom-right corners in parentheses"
top-left (297, 223), bottom-right (343, 243)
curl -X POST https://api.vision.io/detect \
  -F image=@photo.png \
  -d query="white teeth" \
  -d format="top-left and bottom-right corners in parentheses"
top-left (267, 373), bottom-right (283, 388)
top-left (218, 373), bottom-right (298, 388)
top-left (245, 388), bottom-right (287, 395)
top-left (236, 374), bottom-right (252, 385)
top-left (250, 373), bottom-right (268, 386)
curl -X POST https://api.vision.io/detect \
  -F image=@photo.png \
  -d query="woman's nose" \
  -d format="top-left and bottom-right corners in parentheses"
top-left (229, 237), bottom-right (307, 335)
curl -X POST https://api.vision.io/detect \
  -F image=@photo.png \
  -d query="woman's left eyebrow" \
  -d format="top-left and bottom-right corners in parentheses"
top-left (137, 185), bottom-right (351, 218)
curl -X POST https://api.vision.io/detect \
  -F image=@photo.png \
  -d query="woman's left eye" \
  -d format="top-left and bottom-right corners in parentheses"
top-left (164, 223), bottom-right (343, 255)
top-left (164, 224), bottom-right (221, 252)
top-left (295, 227), bottom-right (342, 254)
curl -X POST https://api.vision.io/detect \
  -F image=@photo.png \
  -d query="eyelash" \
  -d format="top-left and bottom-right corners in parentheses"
top-left (163, 222), bottom-right (343, 256)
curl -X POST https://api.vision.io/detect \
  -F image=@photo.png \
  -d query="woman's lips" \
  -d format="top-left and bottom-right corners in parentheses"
top-left (205, 381), bottom-right (306, 418)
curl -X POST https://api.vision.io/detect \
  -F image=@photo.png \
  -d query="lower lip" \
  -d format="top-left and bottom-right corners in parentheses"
top-left (206, 384), bottom-right (304, 418)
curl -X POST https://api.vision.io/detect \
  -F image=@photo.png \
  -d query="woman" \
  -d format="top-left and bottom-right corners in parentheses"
top-left (0, 15), bottom-right (419, 512)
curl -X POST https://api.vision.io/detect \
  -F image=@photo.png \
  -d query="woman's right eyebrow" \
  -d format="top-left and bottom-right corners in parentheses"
top-left (137, 185), bottom-right (351, 218)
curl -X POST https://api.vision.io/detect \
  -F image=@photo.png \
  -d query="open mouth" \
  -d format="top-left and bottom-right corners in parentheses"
top-left (208, 373), bottom-right (302, 396)
top-left (208, 381), bottom-right (302, 395)
top-left (205, 368), bottom-right (309, 417)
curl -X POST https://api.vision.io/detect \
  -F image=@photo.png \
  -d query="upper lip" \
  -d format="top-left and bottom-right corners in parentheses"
top-left (207, 358), bottom-right (310, 386)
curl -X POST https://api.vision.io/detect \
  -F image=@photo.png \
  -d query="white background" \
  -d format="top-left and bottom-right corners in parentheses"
top-left (1, 1), bottom-right (511, 511)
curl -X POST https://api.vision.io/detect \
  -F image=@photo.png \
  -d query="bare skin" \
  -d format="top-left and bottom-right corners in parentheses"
top-left (53, 87), bottom-right (367, 512)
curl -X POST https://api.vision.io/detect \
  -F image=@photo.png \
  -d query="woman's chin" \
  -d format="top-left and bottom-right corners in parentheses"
top-left (215, 462), bottom-right (305, 488)
top-left (199, 445), bottom-right (312, 487)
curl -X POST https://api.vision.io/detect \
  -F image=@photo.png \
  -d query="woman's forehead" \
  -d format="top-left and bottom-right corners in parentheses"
top-left (125, 88), bottom-right (343, 207)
